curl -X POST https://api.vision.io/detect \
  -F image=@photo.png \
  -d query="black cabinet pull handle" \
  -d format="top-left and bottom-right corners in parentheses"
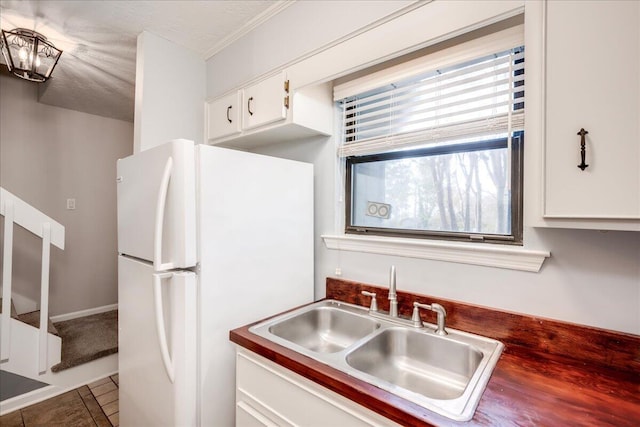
top-left (226, 105), bottom-right (232, 123)
top-left (248, 97), bottom-right (254, 116)
top-left (577, 128), bottom-right (589, 171)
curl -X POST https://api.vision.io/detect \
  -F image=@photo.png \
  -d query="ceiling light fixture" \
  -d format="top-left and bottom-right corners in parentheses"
top-left (0, 28), bottom-right (63, 82)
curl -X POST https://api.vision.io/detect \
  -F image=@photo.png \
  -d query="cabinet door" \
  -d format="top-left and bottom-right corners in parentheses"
top-left (236, 349), bottom-right (401, 427)
top-left (544, 0), bottom-right (640, 220)
top-left (242, 71), bottom-right (288, 130)
top-left (207, 91), bottom-right (241, 141)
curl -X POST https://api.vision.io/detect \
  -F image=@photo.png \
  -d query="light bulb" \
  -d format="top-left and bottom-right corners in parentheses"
top-left (35, 55), bottom-right (41, 67)
top-left (18, 47), bottom-right (28, 60)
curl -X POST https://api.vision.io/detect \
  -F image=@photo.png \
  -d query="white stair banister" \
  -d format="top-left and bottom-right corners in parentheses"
top-left (1, 187), bottom-right (64, 372)
top-left (38, 222), bottom-right (52, 374)
top-left (0, 188), bottom-right (64, 250)
top-left (1, 199), bottom-right (14, 363)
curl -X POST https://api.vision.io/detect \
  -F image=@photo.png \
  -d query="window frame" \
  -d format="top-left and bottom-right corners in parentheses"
top-left (344, 132), bottom-right (524, 245)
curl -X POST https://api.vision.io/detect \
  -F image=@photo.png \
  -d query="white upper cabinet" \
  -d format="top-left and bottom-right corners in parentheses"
top-left (205, 71), bottom-right (333, 149)
top-left (242, 71), bottom-right (288, 130)
top-left (206, 91), bottom-right (241, 140)
top-left (526, 0), bottom-right (640, 231)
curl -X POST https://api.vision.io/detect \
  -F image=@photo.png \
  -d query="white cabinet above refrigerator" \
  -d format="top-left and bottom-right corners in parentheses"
top-left (206, 73), bottom-right (333, 150)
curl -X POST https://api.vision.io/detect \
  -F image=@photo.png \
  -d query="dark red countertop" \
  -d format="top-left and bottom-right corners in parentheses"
top-left (230, 278), bottom-right (640, 426)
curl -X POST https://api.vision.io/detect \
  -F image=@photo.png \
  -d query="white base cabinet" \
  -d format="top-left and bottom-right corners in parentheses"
top-left (235, 348), bottom-right (400, 427)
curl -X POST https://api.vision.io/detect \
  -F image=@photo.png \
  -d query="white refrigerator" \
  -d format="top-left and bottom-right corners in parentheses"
top-left (116, 139), bottom-right (314, 426)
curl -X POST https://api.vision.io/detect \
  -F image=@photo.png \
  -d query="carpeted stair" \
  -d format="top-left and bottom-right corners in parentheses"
top-left (1, 299), bottom-right (118, 373)
top-left (15, 310), bottom-right (60, 336)
top-left (0, 298), bottom-right (59, 336)
top-left (51, 310), bottom-right (118, 372)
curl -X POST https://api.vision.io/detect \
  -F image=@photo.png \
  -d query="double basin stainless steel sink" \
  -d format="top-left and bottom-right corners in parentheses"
top-left (249, 300), bottom-right (504, 422)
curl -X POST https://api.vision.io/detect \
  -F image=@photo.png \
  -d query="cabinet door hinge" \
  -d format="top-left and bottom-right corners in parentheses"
top-left (284, 79), bottom-right (290, 93)
top-left (284, 95), bottom-right (290, 109)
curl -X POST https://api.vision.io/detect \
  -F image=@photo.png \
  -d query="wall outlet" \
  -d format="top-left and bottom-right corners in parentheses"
top-left (66, 198), bottom-right (76, 210)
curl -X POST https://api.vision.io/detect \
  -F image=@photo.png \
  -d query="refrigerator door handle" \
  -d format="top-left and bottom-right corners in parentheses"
top-left (153, 272), bottom-right (175, 383)
top-left (154, 157), bottom-right (175, 271)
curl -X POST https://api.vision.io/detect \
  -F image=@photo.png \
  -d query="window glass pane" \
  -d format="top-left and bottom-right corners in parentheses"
top-left (340, 39), bottom-right (525, 242)
top-left (351, 145), bottom-right (512, 235)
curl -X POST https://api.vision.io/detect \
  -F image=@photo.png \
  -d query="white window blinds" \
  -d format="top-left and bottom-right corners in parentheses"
top-left (335, 25), bottom-right (524, 157)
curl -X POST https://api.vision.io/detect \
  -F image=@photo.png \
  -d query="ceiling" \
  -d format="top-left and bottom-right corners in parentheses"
top-left (0, 0), bottom-right (291, 122)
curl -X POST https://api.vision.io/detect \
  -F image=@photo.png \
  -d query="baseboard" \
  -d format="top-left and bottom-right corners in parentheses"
top-left (50, 304), bottom-right (118, 323)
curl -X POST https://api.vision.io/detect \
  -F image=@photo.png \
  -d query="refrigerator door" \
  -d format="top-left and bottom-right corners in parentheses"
top-left (117, 139), bottom-right (196, 270)
top-left (118, 255), bottom-right (197, 427)
top-left (197, 145), bottom-right (314, 426)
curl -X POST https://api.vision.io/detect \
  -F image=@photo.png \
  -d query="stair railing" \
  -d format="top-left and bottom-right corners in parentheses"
top-left (1, 187), bottom-right (65, 374)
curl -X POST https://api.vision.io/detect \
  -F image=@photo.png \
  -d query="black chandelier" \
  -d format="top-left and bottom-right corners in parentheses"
top-left (0, 28), bottom-right (63, 82)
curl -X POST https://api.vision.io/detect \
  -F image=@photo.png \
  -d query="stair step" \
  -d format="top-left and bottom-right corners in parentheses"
top-left (16, 311), bottom-right (60, 337)
top-left (0, 297), bottom-right (19, 319)
top-left (0, 299), bottom-right (58, 337)
top-left (51, 310), bottom-right (118, 373)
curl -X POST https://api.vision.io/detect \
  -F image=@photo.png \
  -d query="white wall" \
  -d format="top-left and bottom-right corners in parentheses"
top-left (255, 138), bottom-right (640, 335)
top-left (0, 74), bottom-right (133, 316)
top-left (134, 31), bottom-right (205, 153)
top-left (205, 0), bottom-right (414, 98)
top-left (205, 1), bottom-right (640, 334)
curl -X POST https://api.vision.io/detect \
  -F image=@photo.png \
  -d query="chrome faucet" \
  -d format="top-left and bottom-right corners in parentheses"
top-left (412, 302), bottom-right (448, 335)
top-left (388, 265), bottom-right (398, 317)
top-left (361, 290), bottom-right (378, 312)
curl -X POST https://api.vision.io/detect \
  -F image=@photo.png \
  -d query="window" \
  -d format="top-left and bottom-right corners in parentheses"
top-left (335, 24), bottom-right (525, 245)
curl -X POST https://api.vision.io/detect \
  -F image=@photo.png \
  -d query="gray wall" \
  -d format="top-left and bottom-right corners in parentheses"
top-left (206, 1), bottom-right (640, 334)
top-left (0, 74), bottom-right (133, 316)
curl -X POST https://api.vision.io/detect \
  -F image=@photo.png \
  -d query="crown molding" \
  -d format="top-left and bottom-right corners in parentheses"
top-left (202, 0), bottom-right (296, 60)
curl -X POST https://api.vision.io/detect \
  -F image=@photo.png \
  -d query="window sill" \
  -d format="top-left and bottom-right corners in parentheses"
top-left (321, 234), bottom-right (550, 272)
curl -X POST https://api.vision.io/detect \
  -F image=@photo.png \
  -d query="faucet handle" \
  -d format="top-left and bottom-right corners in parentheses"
top-left (412, 302), bottom-right (431, 327)
top-left (412, 301), bottom-right (448, 335)
top-left (361, 291), bottom-right (378, 312)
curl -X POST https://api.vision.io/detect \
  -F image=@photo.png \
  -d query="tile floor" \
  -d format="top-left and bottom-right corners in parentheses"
top-left (0, 374), bottom-right (119, 427)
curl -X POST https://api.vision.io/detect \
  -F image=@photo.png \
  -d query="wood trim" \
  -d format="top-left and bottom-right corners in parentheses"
top-left (326, 277), bottom-right (640, 374)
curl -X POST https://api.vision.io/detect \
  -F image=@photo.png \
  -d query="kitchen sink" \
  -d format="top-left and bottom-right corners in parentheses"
top-left (345, 327), bottom-right (483, 400)
top-left (249, 299), bottom-right (504, 421)
top-left (268, 305), bottom-right (380, 353)
top-left (342, 324), bottom-right (504, 421)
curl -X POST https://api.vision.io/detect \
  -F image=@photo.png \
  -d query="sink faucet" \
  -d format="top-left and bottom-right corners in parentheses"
top-left (388, 265), bottom-right (398, 317)
top-left (412, 302), bottom-right (448, 335)
top-left (361, 290), bottom-right (378, 312)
